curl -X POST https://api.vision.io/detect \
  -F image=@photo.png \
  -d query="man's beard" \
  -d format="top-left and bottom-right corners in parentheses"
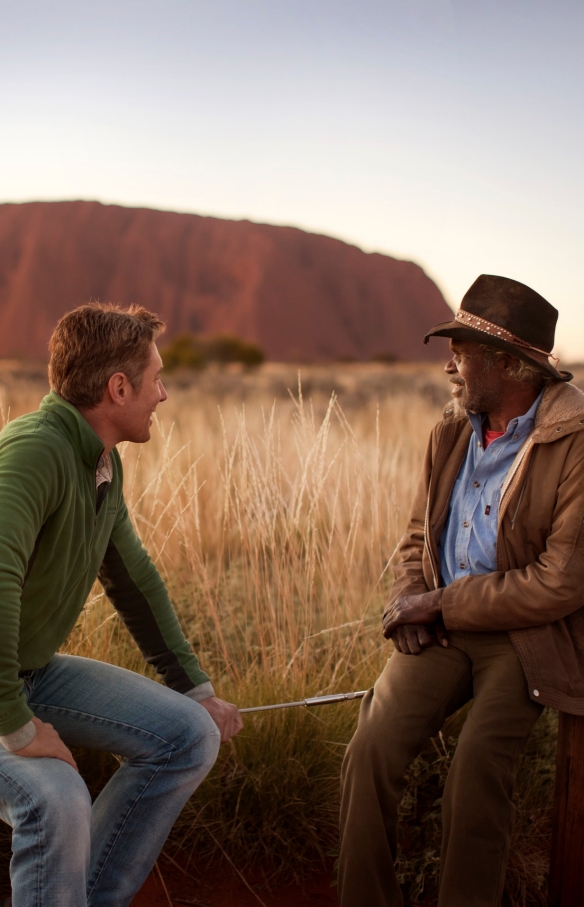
top-left (450, 377), bottom-right (501, 417)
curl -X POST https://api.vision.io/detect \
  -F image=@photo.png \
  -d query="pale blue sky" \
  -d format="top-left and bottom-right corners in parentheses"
top-left (1, 0), bottom-right (583, 359)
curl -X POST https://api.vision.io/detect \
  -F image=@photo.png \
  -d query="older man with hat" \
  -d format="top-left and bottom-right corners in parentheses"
top-left (338, 275), bottom-right (584, 907)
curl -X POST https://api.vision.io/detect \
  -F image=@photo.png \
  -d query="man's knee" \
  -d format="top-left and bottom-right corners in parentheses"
top-left (342, 704), bottom-right (409, 792)
top-left (343, 715), bottom-right (379, 778)
top-left (36, 765), bottom-right (92, 830)
top-left (9, 760), bottom-right (91, 847)
top-left (191, 705), bottom-right (221, 773)
top-left (163, 696), bottom-right (221, 773)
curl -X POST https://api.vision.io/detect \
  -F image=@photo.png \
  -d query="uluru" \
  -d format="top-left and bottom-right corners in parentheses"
top-left (0, 201), bottom-right (452, 361)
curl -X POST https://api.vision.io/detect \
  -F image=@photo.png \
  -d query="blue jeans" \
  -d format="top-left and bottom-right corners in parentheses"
top-left (0, 655), bottom-right (220, 907)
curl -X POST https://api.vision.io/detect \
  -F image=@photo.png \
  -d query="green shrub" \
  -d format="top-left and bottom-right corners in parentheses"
top-left (372, 352), bottom-right (399, 364)
top-left (160, 334), bottom-right (205, 372)
top-left (160, 333), bottom-right (265, 371)
top-left (206, 334), bottom-right (265, 367)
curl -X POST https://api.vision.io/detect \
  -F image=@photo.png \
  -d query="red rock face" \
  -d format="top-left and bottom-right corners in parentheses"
top-left (0, 201), bottom-right (453, 361)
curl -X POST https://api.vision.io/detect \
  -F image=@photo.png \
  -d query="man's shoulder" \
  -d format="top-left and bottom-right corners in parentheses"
top-left (440, 401), bottom-right (467, 427)
top-left (422, 408), bottom-right (472, 481)
top-left (429, 406), bottom-right (469, 444)
top-left (0, 410), bottom-right (71, 463)
top-left (535, 382), bottom-right (584, 440)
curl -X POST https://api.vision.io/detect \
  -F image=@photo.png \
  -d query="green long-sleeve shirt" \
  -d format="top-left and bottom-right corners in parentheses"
top-left (0, 391), bottom-right (210, 737)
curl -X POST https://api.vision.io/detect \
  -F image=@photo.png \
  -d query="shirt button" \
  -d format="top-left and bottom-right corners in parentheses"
top-left (513, 434), bottom-right (518, 440)
top-left (459, 562), bottom-right (466, 569)
top-left (473, 481), bottom-right (480, 488)
top-left (463, 521), bottom-right (469, 527)
top-left (533, 689), bottom-right (540, 697)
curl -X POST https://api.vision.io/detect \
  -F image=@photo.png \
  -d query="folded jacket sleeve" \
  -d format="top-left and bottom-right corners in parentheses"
top-left (98, 496), bottom-right (211, 692)
top-left (388, 430), bottom-right (435, 604)
top-left (0, 431), bottom-right (66, 736)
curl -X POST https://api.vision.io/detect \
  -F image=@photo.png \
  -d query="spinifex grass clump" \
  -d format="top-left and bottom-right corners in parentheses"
top-left (54, 379), bottom-right (557, 900)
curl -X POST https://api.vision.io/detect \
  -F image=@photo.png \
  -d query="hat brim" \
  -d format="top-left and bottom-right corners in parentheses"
top-left (424, 321), bottom-right (572, 382)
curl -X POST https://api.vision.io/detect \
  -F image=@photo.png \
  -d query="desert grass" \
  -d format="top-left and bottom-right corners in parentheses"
top-left (0, 364), bottom-right (559, 904)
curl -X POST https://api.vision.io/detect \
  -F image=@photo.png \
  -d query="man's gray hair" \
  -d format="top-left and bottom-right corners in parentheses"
top-left (479, 344), bottom-right (556, 389)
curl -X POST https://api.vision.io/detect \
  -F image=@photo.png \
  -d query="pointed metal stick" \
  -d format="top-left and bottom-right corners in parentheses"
top-left (239, 690), bottom-right (368, 714)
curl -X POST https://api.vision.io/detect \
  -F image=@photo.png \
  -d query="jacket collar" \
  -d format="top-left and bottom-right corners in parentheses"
top-left (40, 391), bottom-right (105, 469)
top-left (533, 381), bottom-right (584, 441)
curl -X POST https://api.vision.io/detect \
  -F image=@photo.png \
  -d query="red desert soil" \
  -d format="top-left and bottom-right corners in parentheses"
top-left (0, 200), bottom-right (452, 363)
top-left (132, 862), bottom-right (339, 907)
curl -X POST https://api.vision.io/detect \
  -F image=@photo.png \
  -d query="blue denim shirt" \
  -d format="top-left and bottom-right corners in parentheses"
top-left (438, 392), bottom-right (543, 586)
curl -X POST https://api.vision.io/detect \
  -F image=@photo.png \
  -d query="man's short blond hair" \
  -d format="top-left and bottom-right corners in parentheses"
top-left (49, 303), bottom-right (165, 408)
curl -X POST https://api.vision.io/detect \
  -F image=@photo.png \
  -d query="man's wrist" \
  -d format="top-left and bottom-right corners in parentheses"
top-left (0, 719), bottom-right (37, 752)
top-left (185, 681), bottom-right (215, 702)
top-left (426, 588), bottom-right (444, 608)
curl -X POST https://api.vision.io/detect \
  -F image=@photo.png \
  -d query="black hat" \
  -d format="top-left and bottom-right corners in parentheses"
top-left (424, 274), bottom-right (572, 382)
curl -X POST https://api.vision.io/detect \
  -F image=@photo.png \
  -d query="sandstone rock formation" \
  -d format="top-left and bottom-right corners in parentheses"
top-left (0, 201), bottom-right (452, 361)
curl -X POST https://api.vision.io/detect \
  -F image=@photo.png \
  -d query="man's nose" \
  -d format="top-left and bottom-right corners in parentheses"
top-left (444, 357), bottom-right (457, 375)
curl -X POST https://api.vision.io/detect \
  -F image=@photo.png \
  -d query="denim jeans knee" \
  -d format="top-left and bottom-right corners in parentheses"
top-left (0, 755), bottom-right (92, 907)
top-left (1, 656), bottom-right (221, 907)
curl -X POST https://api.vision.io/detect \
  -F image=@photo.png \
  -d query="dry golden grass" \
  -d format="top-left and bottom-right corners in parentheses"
top-left (0, 362), bottom-right (560, 904)
top-left (66, 366), bottom-right (443, 690)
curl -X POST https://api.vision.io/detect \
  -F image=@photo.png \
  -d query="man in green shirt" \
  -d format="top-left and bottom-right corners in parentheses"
top-left (0, 303), bottom-right (242, 907)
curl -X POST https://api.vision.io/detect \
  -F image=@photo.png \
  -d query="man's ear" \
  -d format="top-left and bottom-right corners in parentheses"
top-left (106, 372), bottom-right (131, 407)
top-left (500, 354), bottom-right (519, 379)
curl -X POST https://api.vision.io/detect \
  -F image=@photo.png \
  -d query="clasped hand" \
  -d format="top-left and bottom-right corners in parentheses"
top-left (199, 696), bottom-right (243, 743)
top-left (382, 590), bottom-right (447, 655)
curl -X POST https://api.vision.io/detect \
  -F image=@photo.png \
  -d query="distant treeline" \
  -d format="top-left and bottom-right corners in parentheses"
top-left (160, 333), bottom-right (402, 371)
top-left (160, 334), bottom-right (265, 371)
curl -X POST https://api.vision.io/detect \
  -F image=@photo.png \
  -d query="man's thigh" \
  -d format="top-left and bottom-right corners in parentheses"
top-left (25, 654), bottom-right (216, 759)
top-left (348, 640), bottom-right (474, 770)
top-left (459, 631), bottom-right (543, 746)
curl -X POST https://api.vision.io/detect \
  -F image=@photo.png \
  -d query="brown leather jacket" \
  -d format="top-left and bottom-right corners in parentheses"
top-left (390, 381), bottom-right (584, 714)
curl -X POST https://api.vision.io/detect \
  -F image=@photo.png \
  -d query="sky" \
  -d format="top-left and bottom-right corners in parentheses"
top-left (1, 0), bottom-right (583, 359)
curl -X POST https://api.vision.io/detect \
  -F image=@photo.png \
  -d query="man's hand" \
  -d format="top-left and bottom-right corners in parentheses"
top-left (382, 590), bottom-right (444, 640)
top-left (13, 717), bottom-right (78, 771)
top-left (199, 697), bottom-right (243, 744)
top-left (390, 623), bottom-right (449, 655)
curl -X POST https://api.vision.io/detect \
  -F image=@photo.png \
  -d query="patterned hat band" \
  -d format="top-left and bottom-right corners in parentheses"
top-left (455, 310), bottom-right (560, 368)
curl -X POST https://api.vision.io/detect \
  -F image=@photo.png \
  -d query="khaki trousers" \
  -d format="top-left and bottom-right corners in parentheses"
top-left (338, 631), bottom-right (543, 907)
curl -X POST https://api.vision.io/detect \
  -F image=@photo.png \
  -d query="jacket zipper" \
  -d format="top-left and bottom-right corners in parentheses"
top-left (423, 475), bottom-right (440, 591)
top-left (498, 435), bottom-right (535, 530)
top-left (510, 482), bottom-right (528, 530)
